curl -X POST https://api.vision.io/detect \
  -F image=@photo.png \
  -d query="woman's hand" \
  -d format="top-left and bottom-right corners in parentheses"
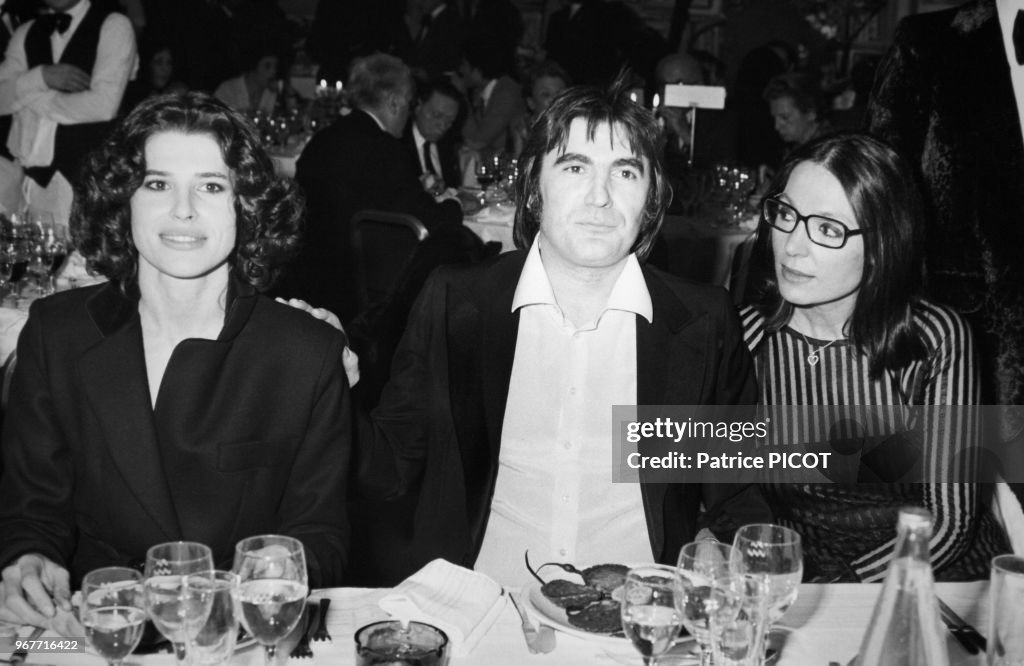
top-left (277, 298), bottom-right (360, 387)
top-left (0, 554), bottom-right (72, 628)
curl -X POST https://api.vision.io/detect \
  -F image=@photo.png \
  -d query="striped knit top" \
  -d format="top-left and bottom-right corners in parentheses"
top-left (739, 300), bottom-right (1006, 581)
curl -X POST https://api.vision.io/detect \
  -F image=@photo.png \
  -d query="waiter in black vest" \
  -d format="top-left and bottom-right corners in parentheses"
top-left (0, 0), bottom-right (136, 226)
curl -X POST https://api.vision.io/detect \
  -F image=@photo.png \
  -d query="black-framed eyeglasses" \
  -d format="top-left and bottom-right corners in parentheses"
top-left (761, 198), bottom-right (869, 249)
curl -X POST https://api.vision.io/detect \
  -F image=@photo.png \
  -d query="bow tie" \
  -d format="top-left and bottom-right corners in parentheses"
top-left (1015, 10), bottom-right (1024, 65)
top-left (39, 12), bottom-right (72, 35)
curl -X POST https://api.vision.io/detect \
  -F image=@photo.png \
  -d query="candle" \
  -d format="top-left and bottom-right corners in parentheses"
top-left (652, 93), bottom-right (660, 108)
top-left (629, 92), bottom-right (638, 103)
top-left (335, 81), bottom-right (343, 92)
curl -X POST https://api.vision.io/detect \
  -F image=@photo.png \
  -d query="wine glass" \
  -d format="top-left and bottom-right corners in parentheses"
top-left (707, 573), bottom-right (766, 666)
top-left (42, 224), bottom-right (68, 294)
top-left (233, 534), bottom-right (308, 666)
top-left (730, 524), bottom-right (803, 663)
top-left (80, 567), bottom-right (147, 666)
top-left (677, 541), bottom-right (736, 665)
top-left (621, 564), bottom-right (684, 666)
top-left (143, 541), bottom-right (215, 664)
top-left (0, 241), bottom-right (15, 299)
top-left (189, 570), bottom-right (240, 666)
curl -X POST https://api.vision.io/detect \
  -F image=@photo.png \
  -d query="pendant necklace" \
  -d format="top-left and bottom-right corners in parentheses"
top-left (800, 332), bottom-right (838, 366)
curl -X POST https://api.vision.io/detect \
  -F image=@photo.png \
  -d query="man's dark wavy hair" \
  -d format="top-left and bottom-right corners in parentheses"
top-left (72, 91), bottom-right (303, 292)
top-left (513, 72), bottom-right (671, 260)
top-left (750, 131), bottom-right (928, 378)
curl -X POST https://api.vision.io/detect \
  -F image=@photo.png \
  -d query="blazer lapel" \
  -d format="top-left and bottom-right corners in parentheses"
top-left (635, 268), bottom-right (702, 562)
top-left (78, 286), bottom-right (181, 541)
top-left (445, 253), bottom-right (523, 556)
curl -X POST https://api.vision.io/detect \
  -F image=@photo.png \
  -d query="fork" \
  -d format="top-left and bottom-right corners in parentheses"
top-left (936, 596), bottom-right (986, 654)
top-left (311, 597), bottom-right (332, 642)
top-left (289, 601), bottom-right (319, 659)
top-left (508, 591), bottom-right (556, 654)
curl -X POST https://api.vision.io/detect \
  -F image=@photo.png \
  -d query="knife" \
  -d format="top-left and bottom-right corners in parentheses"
top-left (7, 626), bottom-right (45, 665)
top-left (937, 597), bottom-right (986, 654)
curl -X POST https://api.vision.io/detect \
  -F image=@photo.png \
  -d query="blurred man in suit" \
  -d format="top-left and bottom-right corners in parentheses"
top-left (408, 0), bottom-right (462, 78)
top-left (287, 54), bottom-right (463, 323)
top-left (404, 76), bottom-right (462, 192)
top-left (654, 52), bottom-right (737, 172)
top-left (0, 0), bottom-right (136, 225)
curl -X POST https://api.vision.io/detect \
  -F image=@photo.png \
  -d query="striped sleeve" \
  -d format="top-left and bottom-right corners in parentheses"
top-left (850, 302), bottom-right (981, 580)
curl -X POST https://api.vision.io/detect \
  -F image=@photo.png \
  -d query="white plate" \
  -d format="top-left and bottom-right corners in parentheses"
top-left (525, 582), bottom-right (627, 646)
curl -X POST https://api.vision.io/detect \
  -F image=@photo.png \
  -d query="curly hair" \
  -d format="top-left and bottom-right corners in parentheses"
top-left (513, 71), bottom-right (671, 260)
top-left (72, 91), bottom-right (303, 292)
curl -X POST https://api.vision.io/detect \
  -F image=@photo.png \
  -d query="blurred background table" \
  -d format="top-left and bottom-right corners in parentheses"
top-left (657, 213), bottom-right (757, 291)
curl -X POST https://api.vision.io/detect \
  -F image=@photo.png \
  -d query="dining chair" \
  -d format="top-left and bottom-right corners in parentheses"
top-left (350, 210), bottom-right (431, 315)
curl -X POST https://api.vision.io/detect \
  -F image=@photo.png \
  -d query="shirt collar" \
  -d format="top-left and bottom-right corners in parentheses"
top-left (361, 107), bottom-right (390, 134)
top-left (481, 78), bottom-right (498, 107)
top-left (511, 236), bottom-right (653, 323)
top-left (412, 122), bottom-right (427, 147)
top-left (64, 0), bottom-right (89, 32)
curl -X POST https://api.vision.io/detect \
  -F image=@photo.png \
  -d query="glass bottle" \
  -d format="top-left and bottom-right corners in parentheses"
top-left (855, 507), bottom-right (950, 666)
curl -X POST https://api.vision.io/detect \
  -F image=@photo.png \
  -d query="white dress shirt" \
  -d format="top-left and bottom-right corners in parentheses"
top-left (412, 123), bottom-right (440, 176)
top-left (473, 239), bottom-right (654, 588)
top-left (213, 75), bottom-right (276, 114)
top-left (997, 0), bottom-right (1024, 146)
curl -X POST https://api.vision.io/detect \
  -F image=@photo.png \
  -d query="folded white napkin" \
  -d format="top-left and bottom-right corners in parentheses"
top-left (378, 559), bottom-right (506, 657)
top-left (7, 92), bottom-right (57, 168)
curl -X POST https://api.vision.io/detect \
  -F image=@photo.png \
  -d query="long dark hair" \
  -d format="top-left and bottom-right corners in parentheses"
top-left (751, 131), bottom-right (927, 378)
top-left (73, 91), bottom-right (303, 291)
top-left (513, 72), bottom-right (671, 260)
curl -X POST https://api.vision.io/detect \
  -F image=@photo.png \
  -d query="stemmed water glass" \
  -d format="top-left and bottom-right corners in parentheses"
top-left (80, 567), bottom-right (147, 666)
top-left (620, 564), bottom-right (685, 666)
top-left (189, 570), bottom-right (240, 666)
top-left (677, 541), bottom-right (736, 665)
top-left (233, 534), bottom-right (308, 666)
top-left (730, 524), bottom-right (803, 665)
top-left (143, 541), bottom-right (215, 663)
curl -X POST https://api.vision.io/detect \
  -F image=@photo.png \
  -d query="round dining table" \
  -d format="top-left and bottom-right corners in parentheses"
top-left (0, 581), bottom-right (989, 665)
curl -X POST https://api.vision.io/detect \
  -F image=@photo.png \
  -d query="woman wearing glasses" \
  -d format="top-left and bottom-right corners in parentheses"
top-left (740, 132), bottom-right (1008, 582)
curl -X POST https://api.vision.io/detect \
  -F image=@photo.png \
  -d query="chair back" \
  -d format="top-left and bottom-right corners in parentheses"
top-left (351, 210), bottom-right (430, 314)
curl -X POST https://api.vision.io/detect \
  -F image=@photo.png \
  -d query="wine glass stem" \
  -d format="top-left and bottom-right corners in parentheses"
top-left (699, 643), bottom-right (714, 666)
top-left (173, 640), bottom-right (187, 663)
top-left (263, 642), bottom-right (278, 665)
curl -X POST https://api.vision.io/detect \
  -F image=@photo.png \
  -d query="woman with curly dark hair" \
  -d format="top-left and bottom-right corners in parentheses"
top-left (0, 92), bottom-right (352, 632)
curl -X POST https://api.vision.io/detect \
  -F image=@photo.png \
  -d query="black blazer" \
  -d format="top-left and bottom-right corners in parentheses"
top-left (402, 124), bottom-right (461, 189)
top-left (0, 279), bottom-right (351, 587)
top-left (287, 108), bottom-right (462, 321)
top-left (358, 251), bottom-right (770, 578)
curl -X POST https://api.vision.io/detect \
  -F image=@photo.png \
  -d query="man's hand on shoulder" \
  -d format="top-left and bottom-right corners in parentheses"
top-left (42, 64), bottom-right (90, 92)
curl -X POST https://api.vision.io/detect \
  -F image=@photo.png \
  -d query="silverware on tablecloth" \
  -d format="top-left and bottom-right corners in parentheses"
top-left (508, 591), bottom-right (555, 654)
top-left (289, 601), bottom-right (319, 659)
top-left (937, 596), bottom-right (986, 654)
top-left (311, 597), bottom-right (332, 642)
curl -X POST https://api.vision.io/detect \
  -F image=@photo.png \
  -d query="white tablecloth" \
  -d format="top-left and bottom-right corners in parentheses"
top-left (464, 203), bottom-right (515, 253)
top-left (0, 305), bottom-right (28, 366)
top-left (1, 582), bottom-right (989, 665)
